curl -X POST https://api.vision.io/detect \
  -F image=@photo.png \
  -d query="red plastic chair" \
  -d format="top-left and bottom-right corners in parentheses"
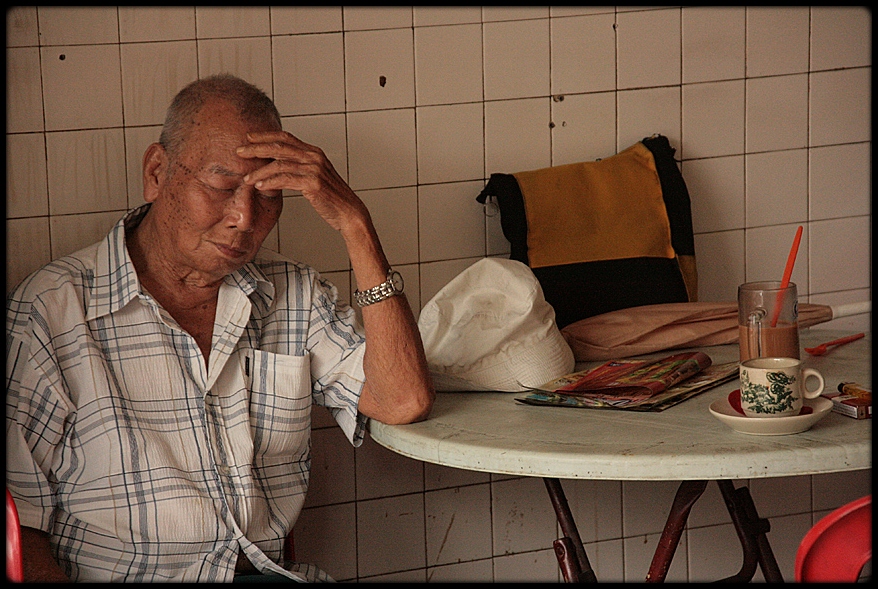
top-left (7, 489), bottom-right (24, 582)
top-left (795, 495), bottom-right (871, 583)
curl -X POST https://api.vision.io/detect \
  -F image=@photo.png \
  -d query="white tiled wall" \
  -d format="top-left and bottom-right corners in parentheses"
top-left (6, 6), bottom-right (871, 583)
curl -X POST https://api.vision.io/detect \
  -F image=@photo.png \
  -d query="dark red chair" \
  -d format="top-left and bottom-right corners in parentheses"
top-left (284, 530), bottom-right (295, 562)
top-left (795, 494), bottom-right (871, 582)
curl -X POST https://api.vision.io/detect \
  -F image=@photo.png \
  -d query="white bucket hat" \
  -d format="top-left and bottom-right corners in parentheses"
top-left (418, 258), bottom-right (575, 392)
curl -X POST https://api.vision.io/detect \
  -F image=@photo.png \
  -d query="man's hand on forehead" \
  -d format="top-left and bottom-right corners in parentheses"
top-left (237, 131), bottom-right (320, 190)
top-left (237, 131), bottom-right (367, 235)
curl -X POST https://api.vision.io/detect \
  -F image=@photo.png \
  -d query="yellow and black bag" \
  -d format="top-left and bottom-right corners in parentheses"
top-left (476, 134), bottom-right (697, 329)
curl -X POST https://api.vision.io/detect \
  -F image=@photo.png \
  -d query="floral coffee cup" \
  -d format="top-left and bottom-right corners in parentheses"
top-left (739, 357), bottom-right (824, 418)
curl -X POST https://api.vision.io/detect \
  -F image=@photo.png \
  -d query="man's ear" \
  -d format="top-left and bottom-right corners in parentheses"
top-left (142, 143), bottom-right (167, 203)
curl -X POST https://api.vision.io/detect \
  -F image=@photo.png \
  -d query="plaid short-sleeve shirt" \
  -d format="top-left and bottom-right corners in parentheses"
top-left (6, 205), bottom-right (367, 582)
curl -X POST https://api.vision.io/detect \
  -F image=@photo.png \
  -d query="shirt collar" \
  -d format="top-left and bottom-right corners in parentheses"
top-left (86, 204), bottom-right (276, 321)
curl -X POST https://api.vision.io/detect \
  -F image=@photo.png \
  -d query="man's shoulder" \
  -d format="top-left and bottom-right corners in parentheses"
top-left (6, 243), bottom-right (100, 336)
top-left (8, 244), bottom-right (100, 305)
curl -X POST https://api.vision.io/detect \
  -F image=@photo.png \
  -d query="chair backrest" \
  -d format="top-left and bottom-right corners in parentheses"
top-left (795, 494), bottom-right (871, 583)
top-left (476, 134), bottom-right (696, 330)
top-left (7, 489), bottom-right (24, 582)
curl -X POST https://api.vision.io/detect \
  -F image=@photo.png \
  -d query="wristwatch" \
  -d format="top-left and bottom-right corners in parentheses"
top-left (354, 269), bottom-right (404, 307)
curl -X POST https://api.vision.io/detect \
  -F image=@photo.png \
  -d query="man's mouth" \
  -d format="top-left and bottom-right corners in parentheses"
top-left (214, 242), bottom-right (248, 258)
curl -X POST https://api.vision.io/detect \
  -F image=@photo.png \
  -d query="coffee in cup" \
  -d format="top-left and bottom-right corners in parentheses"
top-left (739, 357), bottom-right (824, 418)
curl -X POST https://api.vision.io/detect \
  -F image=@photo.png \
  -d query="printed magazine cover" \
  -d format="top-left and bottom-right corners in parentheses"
top-left (515, 351), bottom-right (739, 411)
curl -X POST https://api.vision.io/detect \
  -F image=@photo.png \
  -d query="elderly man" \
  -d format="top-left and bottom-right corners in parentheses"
top-left (6, 74), bottom-right (434, 582)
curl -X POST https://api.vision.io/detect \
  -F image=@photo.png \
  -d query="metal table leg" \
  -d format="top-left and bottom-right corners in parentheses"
top-left (646, 480), bottom-right (709, 582)
top-left (715, 480), bottom-right (783, 583)
top-left (544, 478), bottom-right (783, 583)
top-left (544, 477), bottom-right (598, 583)
top-left (646, 480), bottom-right (783, 583)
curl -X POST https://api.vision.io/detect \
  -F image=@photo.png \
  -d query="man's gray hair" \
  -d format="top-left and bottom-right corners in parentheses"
top-left (159, 74), bottom-right (282, 159)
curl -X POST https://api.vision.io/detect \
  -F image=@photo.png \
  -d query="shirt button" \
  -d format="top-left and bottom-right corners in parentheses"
top-left (217, 464), bottom-right (231, 476)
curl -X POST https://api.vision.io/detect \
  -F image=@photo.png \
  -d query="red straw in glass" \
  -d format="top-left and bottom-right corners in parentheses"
top-left (771, 225), bottom-right (803, 327)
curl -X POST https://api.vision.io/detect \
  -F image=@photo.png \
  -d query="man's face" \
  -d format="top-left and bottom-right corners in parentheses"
top-left (147, 99), bottom-right (283, 283)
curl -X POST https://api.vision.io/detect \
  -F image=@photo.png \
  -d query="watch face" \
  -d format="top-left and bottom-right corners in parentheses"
top-left (390, 271), bottom-right (404, 293)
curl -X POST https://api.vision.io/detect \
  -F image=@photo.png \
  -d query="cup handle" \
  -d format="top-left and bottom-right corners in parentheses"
top-left (801, 368), bottom-right (824, 399)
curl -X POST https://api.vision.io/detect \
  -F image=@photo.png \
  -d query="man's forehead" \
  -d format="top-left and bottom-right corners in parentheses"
top-left (172, 102), bottom-right (276, 171)
top-left (177, 130), bottom-right (249, 169)
top-left (194, 152), bottom-right (272, 178)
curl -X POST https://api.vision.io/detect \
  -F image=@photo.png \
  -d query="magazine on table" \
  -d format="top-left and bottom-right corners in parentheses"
top-left (515, 351), bottom-right (739, 412)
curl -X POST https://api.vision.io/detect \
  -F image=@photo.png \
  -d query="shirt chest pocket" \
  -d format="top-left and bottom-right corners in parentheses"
top-left (247, 350), bottom-right (312, 458)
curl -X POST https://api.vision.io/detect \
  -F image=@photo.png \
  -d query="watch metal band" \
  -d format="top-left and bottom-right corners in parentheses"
top-left (354, 269), bottom-right (403, 307)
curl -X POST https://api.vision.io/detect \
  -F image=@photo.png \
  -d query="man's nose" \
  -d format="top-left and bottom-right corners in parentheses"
top-left (226, 187), bottom-right (258, 232)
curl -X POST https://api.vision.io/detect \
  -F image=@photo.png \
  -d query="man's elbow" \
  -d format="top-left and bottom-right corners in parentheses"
top-left (387, 384), bottom-right (435, 424)
top-left (364, 381), bottom-right (435, 425)
top-left (407, 386), bottom-right (436, 423)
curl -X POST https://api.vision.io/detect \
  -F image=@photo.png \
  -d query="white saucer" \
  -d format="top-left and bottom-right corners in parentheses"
top-left (709, 396), bottom-right (833, 436)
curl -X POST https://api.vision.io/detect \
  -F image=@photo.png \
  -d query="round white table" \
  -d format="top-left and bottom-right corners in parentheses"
top-left (369, 329), bottom-right (871, 582)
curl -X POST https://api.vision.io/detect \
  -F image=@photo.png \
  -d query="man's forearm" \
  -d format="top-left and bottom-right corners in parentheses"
top-left (344, 218), bottom-right (435, 424)
top-left (358, 292), bottom-right (435, 424)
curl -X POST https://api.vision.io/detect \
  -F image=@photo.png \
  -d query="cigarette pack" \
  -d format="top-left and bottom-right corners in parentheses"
top-left (821, 383), bottom-right (872, 420)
